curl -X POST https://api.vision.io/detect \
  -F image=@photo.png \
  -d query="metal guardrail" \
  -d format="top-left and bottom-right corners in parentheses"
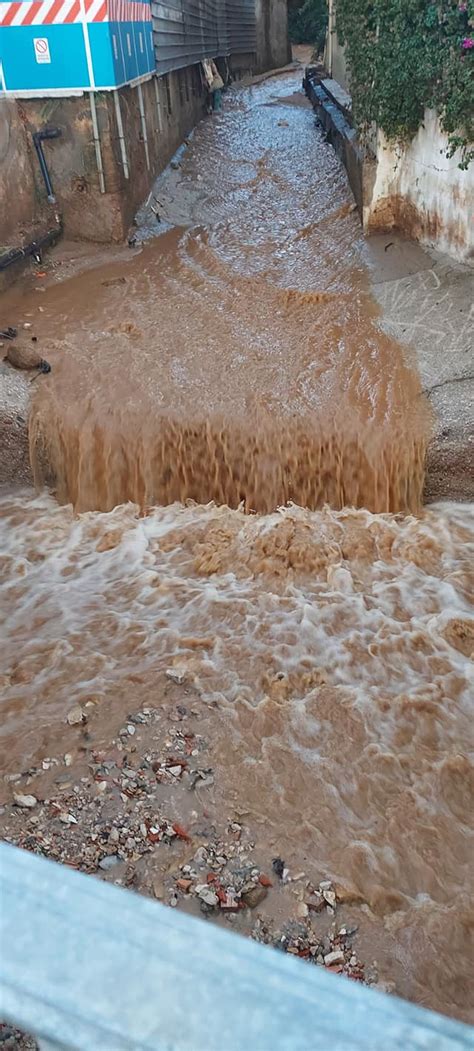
top-left (0, 843), bottom-right (473, 1051)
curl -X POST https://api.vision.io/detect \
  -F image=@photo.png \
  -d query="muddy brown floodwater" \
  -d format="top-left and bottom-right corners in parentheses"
top-left (0, 69), bottom-right (473, 1027)
top-left (5, 74), bottom-right (430, 514)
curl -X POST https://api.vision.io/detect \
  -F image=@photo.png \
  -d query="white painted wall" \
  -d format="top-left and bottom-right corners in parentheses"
top-left (326, 0), bottom-right (350, 92)
top-left (326, 5), bottom-right (473, 263)
top-left (366, 110), bottom-right (474, 263)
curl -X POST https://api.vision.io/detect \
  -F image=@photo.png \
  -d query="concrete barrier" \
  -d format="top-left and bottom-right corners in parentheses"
top-left (0, 844), bottom-right (473, 1051)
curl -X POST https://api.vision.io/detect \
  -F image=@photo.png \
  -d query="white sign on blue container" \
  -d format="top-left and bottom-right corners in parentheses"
top-left (33, 37), bottom-right (51, 63)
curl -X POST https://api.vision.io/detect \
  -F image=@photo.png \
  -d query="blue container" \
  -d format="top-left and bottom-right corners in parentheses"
top-left (0, 0), bottom-right (155, 93)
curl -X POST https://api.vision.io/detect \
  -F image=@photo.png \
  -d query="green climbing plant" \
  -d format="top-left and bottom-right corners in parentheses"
top-left (288, 0), bottom-right (328, 54)
top-left (335, 0), bottom-right (474, 168)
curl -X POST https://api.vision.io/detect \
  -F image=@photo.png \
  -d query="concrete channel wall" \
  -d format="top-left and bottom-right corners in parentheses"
top-left (319, 1), bottom-right (474, 264)
top-left (0, 72), bottom-right (206, 254)
top-left (0, 0), bottom-right (289, 254)
top-left (366, 113), bottom-right (474, 262)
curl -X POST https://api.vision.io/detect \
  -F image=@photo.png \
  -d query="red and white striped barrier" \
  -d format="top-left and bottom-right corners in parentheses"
top-left (0, 0), bottom-right (151, 24)
top-left (108, 0), bottom-right (151, 20)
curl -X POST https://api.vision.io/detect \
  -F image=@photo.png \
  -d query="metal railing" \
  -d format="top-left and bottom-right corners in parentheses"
top-left (0, 843), bottom-right (473, 1050)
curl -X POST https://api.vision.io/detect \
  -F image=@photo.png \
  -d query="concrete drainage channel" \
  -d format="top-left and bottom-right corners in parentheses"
top-left (359, 232), bottom-right (474, 504)
top-left (304, 68), bottom-right (474, 505)
top-left (1, 240), bottom-right (472, 502)
top-left (1, 68), bottom-right (473, 504)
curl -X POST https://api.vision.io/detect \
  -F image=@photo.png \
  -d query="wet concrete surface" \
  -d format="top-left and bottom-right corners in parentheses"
top-left (365, 236), bottom-right (474, 502)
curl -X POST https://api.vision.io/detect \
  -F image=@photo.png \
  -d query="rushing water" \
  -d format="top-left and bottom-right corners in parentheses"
top-left (0, 493), bottom-right (473, 1020)
top-left (0, 70), bottom-right (472, 1022)
top-left (14, 73), bottom-right (430, 514)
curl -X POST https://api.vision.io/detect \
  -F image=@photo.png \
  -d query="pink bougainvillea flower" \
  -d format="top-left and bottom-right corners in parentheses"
top-left (461, 35), bottom-right (474, 47)
top-left (458, 1), bottom-right (467, 11)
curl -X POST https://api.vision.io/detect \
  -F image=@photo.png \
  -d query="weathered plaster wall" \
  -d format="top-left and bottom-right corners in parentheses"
top-left (0, 98), bottom-right (47, 248)
top-left (0, 8), bottom-right (290, 255)
top-left (366, 111), bottom-right (474, 263)
top-left (326, 1), bottom-right (473, 264)
top-left (326, 2), bottom-right (350, 93)
top-left (255, 0), bottom-right (291, 73)
top-left (0, 68), bottom-right (207, 248)
top-left (330, 42), bottom-right (348, 93)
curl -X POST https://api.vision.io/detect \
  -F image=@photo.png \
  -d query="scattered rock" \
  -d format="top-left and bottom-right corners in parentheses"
top-left (13, 793), bottom-right (37, 809)
top-left (98, 854), bottom-right (121, 871)
top-left (166, 668), bottom-right (186, 684)
top-left (242, 884), bottom-right (268, 908)
top-left (4, 344), bottom-right (50, 373)
top-left (258, 873), bottom-right (273, 887)
top-left (67, 705), bottom-right (85, 726)
top-left (196, 884), bottom-right (219, 907)
top-left (307, 891), bottom-right (325, 913)
top-left (176, 878), bottom-right (193, 892)
top-left (0, 689), bottom-right (371, 993)
top-left (59, 812), bottom-right (78, 824)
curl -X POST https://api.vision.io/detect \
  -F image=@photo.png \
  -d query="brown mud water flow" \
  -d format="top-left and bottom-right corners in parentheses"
top-left (2, 75), bottom-right (431, 514)
top-left (0, 71), bottom-right (473, 1027)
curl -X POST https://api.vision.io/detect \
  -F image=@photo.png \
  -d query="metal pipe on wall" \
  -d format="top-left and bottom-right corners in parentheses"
top-left (113, 90), bottom-right (130, 180)
top-left (153, 76), bottom-right (163, 134)
top-left (137, 83), bottom-right (150, 171)
top-left (327, 0), bottom-right (335, 78)
top-left (89, 91), bottom-right (106, 194)
top-left (32, 127), bottom-right (62, 203)
top-left (0, 222), bottom-right (62, 273)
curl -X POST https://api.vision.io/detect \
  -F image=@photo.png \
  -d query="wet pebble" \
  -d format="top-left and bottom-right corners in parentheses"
top-left (13, 794), bottom-right (37, 809)
top-left (98, 854), bottom-right (121, 871)
top-left (241, 884), bottom-right (268, 909)
top-left (66, 706), bottom-right (85, 726)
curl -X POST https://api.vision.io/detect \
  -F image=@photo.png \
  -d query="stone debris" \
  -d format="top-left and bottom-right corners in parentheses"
top-left (241, 884), bottom-right (268, 908)
top-left (66, 705), bottom-right (85, 726)
top-left (99, 854), bottom-right (121, 871)
top-left (0, 703), bottom-right (372, 994)
top-left (166, 668), bottom-right (186, 684)
top-left (0, 1024), bottom-right (37, 1050)
top-left (13, 793), bottom-right (37, 809)
top-left (324, 949), bottom-right (345, 966)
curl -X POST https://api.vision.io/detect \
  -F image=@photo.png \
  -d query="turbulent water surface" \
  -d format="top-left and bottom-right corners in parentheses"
top-left (0, 493), bottom-right (473, 1019)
